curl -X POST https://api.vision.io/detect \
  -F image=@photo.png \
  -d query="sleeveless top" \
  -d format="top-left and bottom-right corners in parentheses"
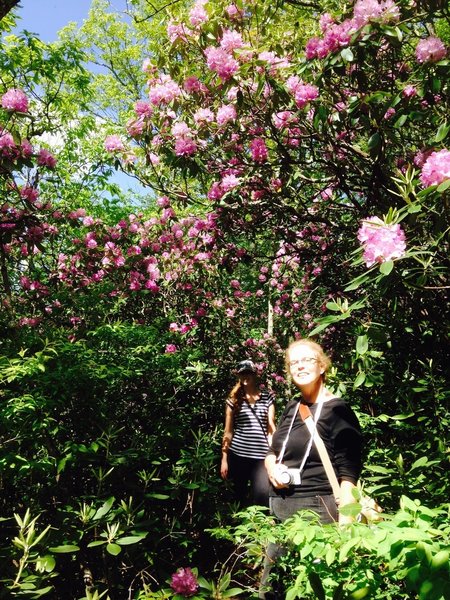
top-left (227, 390), bottom-right (275, 459)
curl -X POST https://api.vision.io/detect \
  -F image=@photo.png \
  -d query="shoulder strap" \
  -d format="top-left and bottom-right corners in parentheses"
top-left (301, 405), bottom-right (341, 503)
top-left (244, 398), bottom-right (268, 440)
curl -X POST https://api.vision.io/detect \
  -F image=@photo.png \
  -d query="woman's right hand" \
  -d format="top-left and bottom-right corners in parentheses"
top-left (267, 463), bottom-right (289, 489)
top-left (220, 456), bottom-right (228, 479)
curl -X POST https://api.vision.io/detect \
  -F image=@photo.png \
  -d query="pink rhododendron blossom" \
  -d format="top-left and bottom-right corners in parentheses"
top-left (358, 216), bottom-right (406, 267)
top-left (204, 47), bottom-right (239, 79)
top-left (194, 107), bottom-right (214, 124)
top-left (272, 111), bottom-right (296, 130)
top-left (249, 138), bottom-right (268, 162)
top-left (20, 139), bottom-right (33, 157)
top-left (175, 137), bottom-right (197, 156)
top-left (172, 121), bottom-right (191, 138)
top-left (294, 84), bottom-right (319, 108)
top-left (167, 20), bottom-right (190, 43)
top-left (402, 85), bottom-right (417, 98)
top-left (216, 104), bottom-right (237, 125)
top-left (220, 29), bottom-right (244, 52)
top-left (225, 4), bottom-right (243, 19)
top-left (1, 88), bottom-right (29, 112)
top-left (183, 76), bottom-right (206, 94)
top-left (189, 0), bottom-right (208, 27)
top-left (208, 182), bottom-right (224, 200)
top-left (105, 135), bottom-right (125, 152)
top-left (384, 107), bottom-right (396, 120)
top-left (37, 149), bottom-right (57, 168)
top-left (419, 149), bottom-right (450, 188)
top-left (0, 129), bottom-right (16, 152)
top-left (134, 100), bottom-right (153, 117)
top-left (221, 174), bottom-right (240, 192)
top-left (415, 36), bottom-right (447, 63)
top-left (165, 344), bottom-right (178, 354)
top-left (20, 186), bottom-right (39, 202)
top-left (148, 75), bottom-right (182, 105)
top-left (320, 13), bottom-right (334, 32)
top-left (258, 51), bottom-right (290, 70)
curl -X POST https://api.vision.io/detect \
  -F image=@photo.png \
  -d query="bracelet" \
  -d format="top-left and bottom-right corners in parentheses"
top-left (221, 437), bottom-right (231, 452)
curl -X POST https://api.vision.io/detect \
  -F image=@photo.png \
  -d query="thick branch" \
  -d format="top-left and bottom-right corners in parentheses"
top-left (0, 0), bottom-right (20, 21)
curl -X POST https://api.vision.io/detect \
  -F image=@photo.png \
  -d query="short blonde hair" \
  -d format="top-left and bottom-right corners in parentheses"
top-left (285, 339), bottom-right (331, 379)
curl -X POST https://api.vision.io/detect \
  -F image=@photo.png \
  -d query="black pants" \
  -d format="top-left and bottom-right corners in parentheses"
top-left (259, 494), bottom-right (338, 599)
top-left (227, 450), bottom-right (270, 507)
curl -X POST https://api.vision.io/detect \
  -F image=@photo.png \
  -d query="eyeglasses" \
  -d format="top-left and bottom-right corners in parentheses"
top-left (289, 357), bottom-right (319, 367)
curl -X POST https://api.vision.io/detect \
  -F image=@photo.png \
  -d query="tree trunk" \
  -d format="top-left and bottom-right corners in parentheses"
top-left (0, 0), bottom-right (20, 22)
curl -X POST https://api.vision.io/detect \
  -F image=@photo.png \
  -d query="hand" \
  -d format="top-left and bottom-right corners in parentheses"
top-left (220, 457), bottom-right (228, 480)
top-left (267, 464), bottom-right (289, 489)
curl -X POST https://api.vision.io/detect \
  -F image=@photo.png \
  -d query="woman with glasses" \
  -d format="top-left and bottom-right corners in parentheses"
top-left (259, 339), bottom-right (362, 598)
top-left (221, 360), bottom-right (276, 507)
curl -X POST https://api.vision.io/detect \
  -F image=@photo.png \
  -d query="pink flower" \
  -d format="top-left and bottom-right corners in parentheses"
top-left (194, 108), bottom-right (214, 124)
top-left (1, 88), bottom-right (29, 112)
top-left (134, 100), bottom-right (153, 117)
top-left (165, 344), bottom-right (178, 354)
top-left (319, 13), bottom-right (334, 32)
top-left (415, 36), bottom-right (447, 64)
top-left (220, 29), bottom-right (244, 52)
top-left (105, 135), bottom-right (125, 152)
top-left (225, 4), bottom-right (243, 19)
top-left (357, 216), bottom-right (406, 267)
top-left (294, 84), bottom-right (319, 108)
top-left (383, 107), bottom-right (396, 120)
top-left (249, 138), bottom-right (268, 162)
top-left (216, 104), bottom-right (237, 125)
top-left (402, 85), bottom-right (416, 98)
top-left (37, 149), bottom-right (57, 168)
top-left (175, 137), bottom-right (197, 156)
top-left (20, 186), bottom-right (39, 202)
top-left (221, 174), bottom-right (240, 192)
top-left (189, 0), bottom-right (208, 27)
top-left (204, 47), bottom-right (239, 80)
top-left (170, 567), bottom-right (198, 596)
top-left (0, 129), bottom-right (16, 151)
top-left (419, 149), bottom-right (450, 188)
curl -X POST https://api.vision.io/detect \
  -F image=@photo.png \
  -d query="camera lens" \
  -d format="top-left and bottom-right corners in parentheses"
top-left (279, 470), bottom-right (292, 485)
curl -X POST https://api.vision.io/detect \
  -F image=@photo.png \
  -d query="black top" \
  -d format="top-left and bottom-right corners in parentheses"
top-left (268, 398), bottom-right (362, 498)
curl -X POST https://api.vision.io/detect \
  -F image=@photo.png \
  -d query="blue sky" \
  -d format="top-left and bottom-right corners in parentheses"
top-left (11, 0), bottom-right (146, 195)
top-left (13, 0), bottom-right (96, 42)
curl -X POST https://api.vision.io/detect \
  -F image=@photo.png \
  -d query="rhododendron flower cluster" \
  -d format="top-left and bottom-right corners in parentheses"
top-left (170, 567), bottom-right (199, 596)
top-left (357, 217), bottom-right (406, 267)
top-left (415, 36), bottom-right (447, 64)
top-left (1, 88), bottom-right (29, 113)
top-left (419, 149), bottom-right (450, 188)
top-left (104, 135), bottom-right (125, 152)
top-left (305, 0), bottom-right (400, 60)
top-left (204, 46), bottom-right (239, 79)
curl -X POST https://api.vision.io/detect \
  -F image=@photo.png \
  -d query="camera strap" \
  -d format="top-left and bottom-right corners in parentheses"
top-left (277, 400), bottom-right (324, 477)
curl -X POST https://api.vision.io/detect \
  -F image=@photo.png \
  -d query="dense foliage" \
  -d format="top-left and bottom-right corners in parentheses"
top-left (0, 0), bottom-right (448, 598)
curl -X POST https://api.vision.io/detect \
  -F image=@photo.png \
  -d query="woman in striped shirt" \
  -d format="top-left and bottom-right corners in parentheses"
top-left (221, 360), bottom-right (276, 507)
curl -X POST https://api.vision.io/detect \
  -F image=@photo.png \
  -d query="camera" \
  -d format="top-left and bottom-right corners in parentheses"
top-left (276, 465), bottom-right (301, 486)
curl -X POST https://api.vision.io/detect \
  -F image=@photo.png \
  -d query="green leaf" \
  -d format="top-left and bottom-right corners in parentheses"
top-left (87, 540), bottom-right (107, 547)
top-left (117, 533), bottom-right (148, 545)
top-left (434, 122), bottom-right (449, 143)
top-left (353, 372), bottom-right (366, 388)
top-left (93, 496), bottom-right (115, 520)
top-left (49, 544), bottom-right (80, 553)
top-left (367, 132), bottom-right (381, 150)
top-left (340, 48), bottom-right (354, 62)
top-left (437, 179), bottom-right (450, 193)
top-left (106, 543), bottom-right (122, 555)
top-left (393, 114), bottom-right (408, 128)
top-left (326, 301), bottom-right (342, 312)
top-left (379, 260), bottom-right (394, 275)
top-left (356, 335), bottom-right (368, 355)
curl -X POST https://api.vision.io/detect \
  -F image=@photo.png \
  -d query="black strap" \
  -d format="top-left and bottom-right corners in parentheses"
top-left (244, 393), bottom-right (270, 440)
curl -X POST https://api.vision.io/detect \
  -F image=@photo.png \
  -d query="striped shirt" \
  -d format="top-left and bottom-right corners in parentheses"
top-left (227, 390), bottom-right (275, 459)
